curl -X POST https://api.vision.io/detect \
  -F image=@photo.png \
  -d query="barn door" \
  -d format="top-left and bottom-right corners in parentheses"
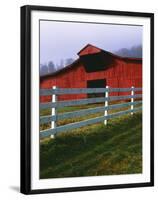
top-left (87, 79), bottom-right (106, 98)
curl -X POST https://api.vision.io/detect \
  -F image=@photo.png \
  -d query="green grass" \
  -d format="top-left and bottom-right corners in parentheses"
top-left (40, 112), bottom-right (142, 179)
top-left (40, 101), bottom-right (141, 131)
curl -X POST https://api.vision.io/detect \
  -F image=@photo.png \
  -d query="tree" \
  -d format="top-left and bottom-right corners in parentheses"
top-left (56, 59), bottom-right (64, 70)
top-left (48, 61), bottom-right (56, 73)
top-left (115, 45), bottom-right (142, 58)
top-left (40, 64), bottom-right (48, 75)
top-left (65, 58), bottom-right (74, 66)
top-left (60, 59), bottom-right (64, 68)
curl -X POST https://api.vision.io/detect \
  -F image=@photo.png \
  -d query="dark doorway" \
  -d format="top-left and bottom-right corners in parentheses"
top-left (87, 79), bottom-right (106, 98)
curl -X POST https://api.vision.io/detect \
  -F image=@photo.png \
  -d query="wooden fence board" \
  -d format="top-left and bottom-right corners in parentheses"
top-left (40, 94), bottom-right (142, 110)
top-left (40, 87), bottom-right (142, 96)
top-left (40, 101), bottom-right (142, 124)
top-left (40, 107), bottom-right (142, 138)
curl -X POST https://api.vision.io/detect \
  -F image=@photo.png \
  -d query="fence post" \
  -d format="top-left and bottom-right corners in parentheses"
top-left (104, 86), bottom-right (109, 125)
top-left (50, 86), bottom-right (57, 139)
top-left (131, 86), bottom-right (134, 115)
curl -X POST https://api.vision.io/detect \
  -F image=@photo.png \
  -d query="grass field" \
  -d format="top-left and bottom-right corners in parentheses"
top-left (40, 101), bottom-right (141, 131)
top-left (40, 111), bottom-right (142, 179)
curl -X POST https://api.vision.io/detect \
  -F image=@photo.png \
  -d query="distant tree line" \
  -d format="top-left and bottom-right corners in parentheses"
top-left (40, 45), bottom-right (142, 76)
top-left (114, 45), bottom-right (142, 58)
top-left (40, 58), bottom-right (74, 76)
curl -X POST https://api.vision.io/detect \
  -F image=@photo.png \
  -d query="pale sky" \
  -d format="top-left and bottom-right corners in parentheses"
top-left (40, 20), bottom-right (142, 65)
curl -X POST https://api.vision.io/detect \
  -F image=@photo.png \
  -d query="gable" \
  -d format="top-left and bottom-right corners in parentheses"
top-left (78, 44), bottom-right (101, 56)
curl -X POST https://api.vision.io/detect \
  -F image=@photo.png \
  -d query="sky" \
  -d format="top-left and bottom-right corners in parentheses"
top-left (40, 20), bottom-right (142, 66)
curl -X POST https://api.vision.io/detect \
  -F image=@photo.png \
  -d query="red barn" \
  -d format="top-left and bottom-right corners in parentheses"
top-left (40, 44), bottom-right (142, 102)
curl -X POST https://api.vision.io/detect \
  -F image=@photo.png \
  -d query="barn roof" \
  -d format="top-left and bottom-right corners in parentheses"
top-left (40, 58), bottom-right (81, 80)
top-left (40, 44), bottom-right (142, 79)
top-left (78, 44), bottom-right (142, 61)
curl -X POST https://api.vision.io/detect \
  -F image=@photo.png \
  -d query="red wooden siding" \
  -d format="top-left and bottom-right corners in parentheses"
top-left (40, 44), bottom-right (142, 102)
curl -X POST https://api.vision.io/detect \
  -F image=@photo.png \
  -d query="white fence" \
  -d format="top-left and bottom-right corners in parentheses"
top-left (40, 86), bottom-right (142, 138)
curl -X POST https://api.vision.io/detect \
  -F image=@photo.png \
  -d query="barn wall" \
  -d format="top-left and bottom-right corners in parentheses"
top-left (40, 63), bottom-right (87, 102)
top-left (40, 57), bottom-right (142, 102)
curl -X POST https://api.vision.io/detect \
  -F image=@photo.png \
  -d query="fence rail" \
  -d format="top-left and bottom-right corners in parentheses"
top-left (40, 86), bottom-right (142, 139)
top-left (40, 94), bottom-right (142, 110)
top-left (40, 100), bottom-right (142, 124)
top-left (40, 87), bottom-right (142, 96)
